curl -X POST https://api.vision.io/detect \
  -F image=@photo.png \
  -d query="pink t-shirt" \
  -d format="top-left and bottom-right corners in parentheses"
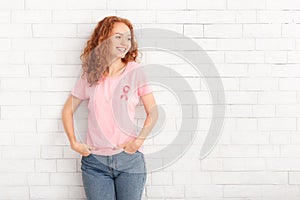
top-left (71, 61), bottom-right (152, 155)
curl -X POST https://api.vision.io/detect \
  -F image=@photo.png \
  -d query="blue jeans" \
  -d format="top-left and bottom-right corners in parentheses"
top-left (81, 150), bottom-right (147, 200)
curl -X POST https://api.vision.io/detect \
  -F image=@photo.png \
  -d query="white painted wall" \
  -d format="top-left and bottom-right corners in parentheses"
top-left (1, 0), bottom-right (300, 199)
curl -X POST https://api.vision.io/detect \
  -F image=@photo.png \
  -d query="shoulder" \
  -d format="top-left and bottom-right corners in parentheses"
top-left (79, 72), bottom-right (95, 87)
top-left (79, 73), bottom-right (89, 84)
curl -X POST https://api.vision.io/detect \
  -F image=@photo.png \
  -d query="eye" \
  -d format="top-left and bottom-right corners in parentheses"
top-left (128, 38), bottom-right (131, 41)
top-left (115, 35), bottom-right (121, 39)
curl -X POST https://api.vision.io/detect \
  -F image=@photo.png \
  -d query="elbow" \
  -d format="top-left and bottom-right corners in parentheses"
top-left (61, 105), bottom-right (72, 119)
top-left (61, 107), bottom-right (67, 120)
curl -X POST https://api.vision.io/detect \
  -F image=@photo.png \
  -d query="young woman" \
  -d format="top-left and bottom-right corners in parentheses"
top-left (61, 16), bottom-right (158, 200)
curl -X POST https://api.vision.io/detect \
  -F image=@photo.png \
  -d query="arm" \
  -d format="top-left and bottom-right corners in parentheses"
top-left (61, 95), bottom-right (92, 156)
top-left (61, 95), bottom-right (81, 146)
top-left (135, 92), bottom-right (158, 145)
top-left (118, 92), bottom-right (158, 153)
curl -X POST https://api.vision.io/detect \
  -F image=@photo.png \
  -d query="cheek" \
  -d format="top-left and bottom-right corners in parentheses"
top-left (109, 38), bottom-right (118, 46)
top-left (126, 43), bottom-right (132, 52)
top-left (128, 41), bottom-right (132, 47)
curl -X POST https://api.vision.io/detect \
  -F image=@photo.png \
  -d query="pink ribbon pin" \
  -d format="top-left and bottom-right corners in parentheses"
top-left (120, 85), bottom-right (130, 101)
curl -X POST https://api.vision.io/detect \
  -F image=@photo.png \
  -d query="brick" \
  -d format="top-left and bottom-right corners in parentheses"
top-left (266, 158), bottom-right (300, 170)
top-left (0, 11), bottom-right (10, 23)
top-left (0, 0), bottom-right (24, 9)
top-left (0, 51), bottom-right (24, 64)
top-left (27, 173), bottom-right (49, 185)
top-left (29, 65), bottom-right (51, 77)
top-left (0, 173), bottom-right (27, 185)
top-left (1, 78), bottom-right (41, 91)
top-left (32, 24), bottom-right (77, 37)
top-left (257, 11), bottom-right (294, 23)
top-left (224, 185), bottom-right (261, 198)
top-left (0, 119), bottom-right (35, 132)
top-left (52, 11), bottom-right (92, 23)
top-left (282, 24), bottom-right (300, 37)
top-left (2, 146), bottom-right (40, 159)
top-left (266, 0), bottom-right (300, 9)
top-left (0, 24), bottom-right (31, 37)
top-left (12, 38), bottom-right (52, 50)
top-left (211, 171), bottom-right (287, 184)
top-left (0, 39), bottom-right (11, 50)
top-left (218, 145), bottom-right (258, 157)
top-left (12, 10), bottom-right (51, 23)
top-left (57, 159), bottom-right (77, 172)
top-left (259, 145), bottom-right (281, 157)
top-left (240, 77), bottom-right (278, 91)
top-left (25, 0), bottom-right (67, 9)
top-left (279, 78), bottom-right (300, 90)
top-left (265, 51), bottom-right (287, 63)
top-left (256, 39), bottom-right (295, 50)
top-left (147, 0), bottom-right (186, 9)
top-left (258, 91), bottom-right (297, 104)
top-left (236, 10), bottom-right (256, 23)
top-left (227, 0), bottom-right (266, 9)
top-left (185, 185), bottom-right (223, 197)
top-left (41, 146), bottom-right (63, 158)
top-left (243, 24), bottom-right (281, 38)
top-left (157, 11), bottom-right (197, 24)
top-left (225, 91), bottom-right (257, 104)
top-left (187, 0), bottom-right (226, 9)
top-left (50, 173), bottom-right (82, 185)
top-left (258, 118), bottom-right (296, 131)
top-left (197, 11), bottom-right (235, 23)
top-left (67, 0), bottom-right (106, 9)
top-left (204, 24), bottom-right (242, 38)
top-left (30, 186), bottom-right (68, 199)
top-left (0, 187), bottom-right (29, 199)
top-left (288, 51), bottom-right (300, 63)
top-left (0, 160), bottom-right (34, 172)
top-left (184, 25), bottom-right (203, 38)
top-left (216, 39), bottom-right (255, 50)
top-left (271, 64), bottom-right (300, 77)
top-left (108, 0), bottom-right (146, 9)
top-left (35, 159), bottom-right (56, 172)
top-left (25, 51), bottom-right (81, 64)
top-left (223, 158), bottom-right (266, 171)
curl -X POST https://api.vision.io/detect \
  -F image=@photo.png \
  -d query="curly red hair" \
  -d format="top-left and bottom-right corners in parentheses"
top-left (80, 16), bottom-right (139, 86)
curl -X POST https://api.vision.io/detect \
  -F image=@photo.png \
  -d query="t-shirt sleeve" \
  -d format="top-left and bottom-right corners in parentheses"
top-left (71, 73), bottom-right (89, 100)
top-left (137, 67), bottom-right (153, 97)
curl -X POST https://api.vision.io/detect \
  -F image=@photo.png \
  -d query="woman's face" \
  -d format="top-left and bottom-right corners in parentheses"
top-left (108, 22), bottom-right (132, 60)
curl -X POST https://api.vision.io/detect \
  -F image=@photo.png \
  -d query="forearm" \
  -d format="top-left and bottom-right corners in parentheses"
top-left (136, 109), bottom-right (158, 144)
top-left (61, 110), bottom-right (77, 147)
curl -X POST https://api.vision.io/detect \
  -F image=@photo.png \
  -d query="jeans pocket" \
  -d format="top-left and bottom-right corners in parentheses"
top-left (123, 150), bottom-right (139, 155)
top-left (82, 153), bottom-right (93, 159)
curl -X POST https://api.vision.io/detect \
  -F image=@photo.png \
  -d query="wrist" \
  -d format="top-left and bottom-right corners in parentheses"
top-left (70, 140), bottom-right (78, 149)
top-left (134, 137), bottom-right (145, 146)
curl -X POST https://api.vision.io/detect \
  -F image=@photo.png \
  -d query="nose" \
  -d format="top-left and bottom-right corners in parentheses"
top-left (121, 37), bottom-right (127, 46)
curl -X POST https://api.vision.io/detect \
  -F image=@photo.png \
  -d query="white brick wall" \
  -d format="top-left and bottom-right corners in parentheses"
top-left (1, 0), bottom-right (300, 199)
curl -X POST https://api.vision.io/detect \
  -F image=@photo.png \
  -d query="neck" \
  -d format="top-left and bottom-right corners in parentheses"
top-left (105, 59), bottom-right (125, 77)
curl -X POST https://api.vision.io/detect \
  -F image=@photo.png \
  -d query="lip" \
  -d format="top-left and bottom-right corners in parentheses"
top-left (116, 46), bottom-right (127, 50)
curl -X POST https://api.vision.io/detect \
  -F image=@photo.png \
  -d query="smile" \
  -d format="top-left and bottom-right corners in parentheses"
top-left (116, 47), bottom-right (126, 52)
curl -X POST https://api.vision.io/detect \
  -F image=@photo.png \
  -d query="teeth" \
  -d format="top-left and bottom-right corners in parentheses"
top-left (116, 47), bottom-right (126, 52)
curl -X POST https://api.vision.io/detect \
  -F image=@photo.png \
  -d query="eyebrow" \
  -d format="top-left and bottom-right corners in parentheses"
top-left (115, 32), bottom-right (131, 37)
